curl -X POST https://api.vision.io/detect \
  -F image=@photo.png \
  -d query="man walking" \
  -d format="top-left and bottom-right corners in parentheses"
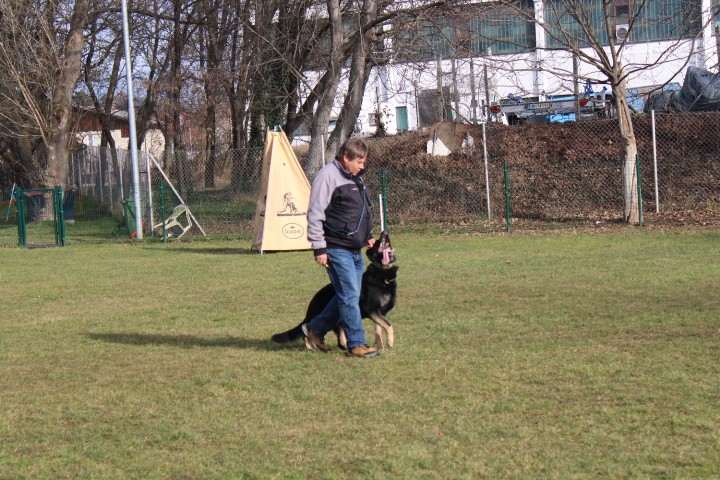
top-left (302, 137), bottom-right (378, 358)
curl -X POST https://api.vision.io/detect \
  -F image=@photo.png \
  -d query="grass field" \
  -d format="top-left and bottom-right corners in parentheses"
top-left (1, 228), bottom-right (719, 479)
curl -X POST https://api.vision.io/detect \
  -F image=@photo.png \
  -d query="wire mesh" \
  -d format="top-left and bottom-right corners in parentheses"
top-left (2, 111), bottom-right (718, 247)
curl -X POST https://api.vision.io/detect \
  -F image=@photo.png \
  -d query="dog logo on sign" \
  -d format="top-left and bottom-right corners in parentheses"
top-left (277, 192), bottom-right (305, 216)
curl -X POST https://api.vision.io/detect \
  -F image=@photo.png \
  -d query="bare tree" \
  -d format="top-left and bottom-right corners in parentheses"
top-left (325, 0), bottom-right (379, 157)
top-left (288, 1), bottom-right (450, 175)
top-left (161, 0), bottom-right (201, 197)
top-left (0, 0), bottom-right (92, 187)
top-left (83, 11), bottom-right (124, 190)
top-left (304, 0), bottom-right (345, 175)
top-left (132, 0), bottom-right (173, 151)
top-left (225, 0), bottom-right (254, 190)
top-left (197, 0), bottom-right (235, 188)
top-left (485, 0), bottom-right (712, 223)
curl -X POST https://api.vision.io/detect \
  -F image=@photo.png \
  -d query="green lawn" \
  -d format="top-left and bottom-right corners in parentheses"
top-left (1, 229), bottom-right (719, 479)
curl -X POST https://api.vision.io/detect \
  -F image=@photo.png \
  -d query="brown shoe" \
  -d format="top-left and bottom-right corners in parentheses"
top-left (301, 324), bottom-right (331, 353)
top-left (347, 344), bottom-right (379, 358)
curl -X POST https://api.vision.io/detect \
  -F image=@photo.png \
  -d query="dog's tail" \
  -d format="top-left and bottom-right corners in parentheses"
top-left (270, 323), bottom-right (304, 344)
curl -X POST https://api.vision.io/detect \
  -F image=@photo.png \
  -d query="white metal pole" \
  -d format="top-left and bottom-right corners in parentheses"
top-left (482, 122), bottom-right (491, 218)
top-left (651, 110), bottom-right (660, 213)
top-left (145, 141), bottom-right (154, 230)
top-left (121, 0), bottom-right (143, 239)
top-left (378, 194), bottom-right (384, 231)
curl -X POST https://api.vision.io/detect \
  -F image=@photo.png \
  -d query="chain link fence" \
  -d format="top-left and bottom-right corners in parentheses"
top-left (1, 111), bottom-right (718, 247)
top-left (494, 112), bottom-right (720, 230)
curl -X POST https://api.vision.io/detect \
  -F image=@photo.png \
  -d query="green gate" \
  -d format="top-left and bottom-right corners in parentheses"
top-left (16, 186), bottom-right (66, 247)
top-left (395, 106), bottom-right (409, 132)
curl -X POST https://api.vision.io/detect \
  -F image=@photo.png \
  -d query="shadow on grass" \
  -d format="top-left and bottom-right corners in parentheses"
top-left (145, 247), bottom-right (257, 255)
top-left (85, 332), bottom-right (292, 351)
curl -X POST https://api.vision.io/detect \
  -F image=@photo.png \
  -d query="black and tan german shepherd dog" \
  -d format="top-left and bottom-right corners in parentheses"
top-left (271, 231), bottom-right (398, 350)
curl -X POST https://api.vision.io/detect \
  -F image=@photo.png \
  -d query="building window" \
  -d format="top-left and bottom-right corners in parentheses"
top-left (392, 2), bottom-right (535, 62)
top-left (469, 3), bottom-right (535, 55)
top-left (632, 0), bottom-right (702, 42)
top-left (544, 0), bottom-right (612, 47)
top-left (393, 19), bottom-right (455, 62)
top-left (544, 0), bottom-right (703, 48)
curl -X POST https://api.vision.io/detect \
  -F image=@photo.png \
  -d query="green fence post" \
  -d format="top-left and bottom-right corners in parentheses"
top-left (504, 160), bottom-right (511, 233)
top-left (636, 155), bottom-right (643, 227)
top-left (55, 186), bottom-right (66, 246)
top-left (381, 168), bottom-right (388, 231)
top-left (16, 188), bottom-right (26, 247)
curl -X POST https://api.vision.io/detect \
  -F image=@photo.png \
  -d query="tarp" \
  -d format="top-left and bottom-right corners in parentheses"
top-left (251, 130), bottom-right (312, 252)
top-left (644, 66), bottom-right (720, 113)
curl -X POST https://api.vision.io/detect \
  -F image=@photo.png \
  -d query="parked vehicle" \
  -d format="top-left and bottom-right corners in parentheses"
top-left (489, 81), bottom-right (612, 125)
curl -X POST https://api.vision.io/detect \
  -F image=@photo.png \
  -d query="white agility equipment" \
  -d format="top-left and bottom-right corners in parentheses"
top-left (154, 204), bottom-right (192, 238)
top-left (148, 155), bottom-right (206, 237)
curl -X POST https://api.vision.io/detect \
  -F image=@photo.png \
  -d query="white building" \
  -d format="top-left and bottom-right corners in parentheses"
top-left (310, 0), bottom-right (720, 136)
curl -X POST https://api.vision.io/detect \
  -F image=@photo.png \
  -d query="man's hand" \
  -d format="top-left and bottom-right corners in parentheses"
top-left (366, 238), bottom-right (376, 249)
top-left (315, 253), bottom-right (329, 267)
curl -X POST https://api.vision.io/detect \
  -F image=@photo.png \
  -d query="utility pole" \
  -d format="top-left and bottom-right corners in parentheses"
top-left (484, 64), bottom-right (491, 121)
top-left (451, 58), bottom-right (459, 121)
top-left (716, 26), bottom-right (720, 73)
top-left (436, 55), bottom-right (444, 121)
top-left (121, 0), bottom-right (143, 239)
top-left (573, 52), bottom-right (580, 121)
top-left (469, 59), bottom-right (477, 123)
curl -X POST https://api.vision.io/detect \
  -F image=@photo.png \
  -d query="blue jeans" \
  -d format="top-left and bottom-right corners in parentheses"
top-left (306, 248), bottom-right (367, 349)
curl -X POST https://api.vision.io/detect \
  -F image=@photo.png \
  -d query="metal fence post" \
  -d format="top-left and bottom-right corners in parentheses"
top-left (54, 186), bottom-right (66, 246)
top-left (651, 110), bottom-right (659, 213)
top-left (636, 156), bottom-right (643, 227)
top-left (504, 160), bottom-right (511, 233)
top-left (16, 188), bottom-right (26, 247)
top-left (145, 143), bottom-right (155, 232)
top-left (483, 122), bottom-right (491, 218)
top-left (160, 181), bottom-right (167, 243)
top-left (381, 168), bottom-right (388, 231)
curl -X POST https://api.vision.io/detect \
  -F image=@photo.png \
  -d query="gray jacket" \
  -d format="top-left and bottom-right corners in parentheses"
top-left (307, 158), bottom-right (373, 255)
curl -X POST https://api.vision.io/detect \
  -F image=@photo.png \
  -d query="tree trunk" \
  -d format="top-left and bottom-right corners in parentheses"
top-left (169, 0), bottom-right (189, 198)
top-left (202, 0), bottom-right (233, 189)
top-left (614, 78), bottom-right (640, 224)
top-left (204, 44), bottom-right (218, 188)
top-left (228, 0), bottom-right (252, 192)
top-left (305, 0), bottom-right (344, 176)
top-left (327, 0), bottom-right (378, 156)
top-left (84, 20), bottom-right (123, 200)
top-left (136, 13), bottom-right (167, 152)
top-left (46, 0), bottom-right (91, 187)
